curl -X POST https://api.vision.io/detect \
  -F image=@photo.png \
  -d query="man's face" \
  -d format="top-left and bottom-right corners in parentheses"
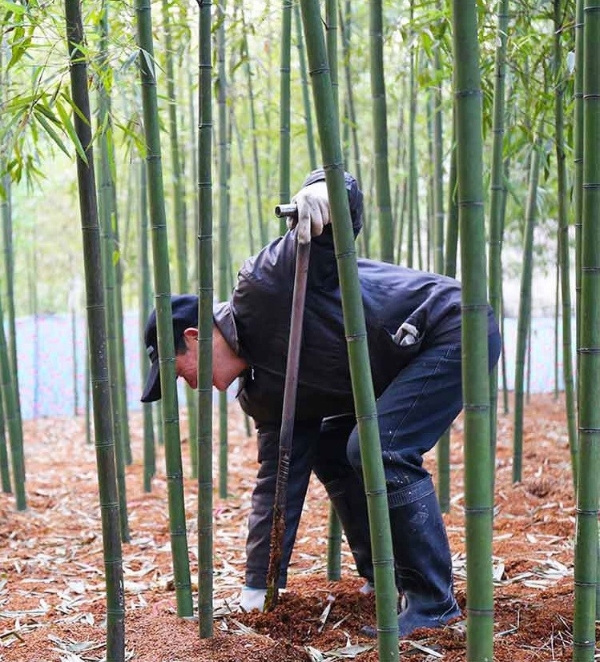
top-left (175, 328), bottom-right (199, 389)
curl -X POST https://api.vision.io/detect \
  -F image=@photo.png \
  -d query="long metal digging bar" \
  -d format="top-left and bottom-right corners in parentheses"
top-left (264, 204), bottom-right (310, 611)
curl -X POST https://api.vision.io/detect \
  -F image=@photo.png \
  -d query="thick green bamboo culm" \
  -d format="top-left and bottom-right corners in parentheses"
top-left (369, 0), bottom-right (394, 263)
top-left (451, 1), bottom-right (494, 659)
top-left (553, 0), bottom-right (577, 492)
top-left (97, 0), bottom-right (129, 543)
top-left (299, 1), bottom-right (398, 658)
top-left (135, 0), bottom-right (193, 618)
top-left (197, 0), bottom-right (214, 638)
top-left (512, 130), bottom-right (543, 485)
top-left (64, 1), bottom-right (125, 657)
top-left (573, 2), bottom-right (600, 656)
top-left (217, 3), bottom-right (229, 500)
top-left (324, 0), bottom-right (343, 583)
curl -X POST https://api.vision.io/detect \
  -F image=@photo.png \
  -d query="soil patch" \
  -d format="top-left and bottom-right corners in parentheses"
top-left (0, 394), bottom-right (596, 661)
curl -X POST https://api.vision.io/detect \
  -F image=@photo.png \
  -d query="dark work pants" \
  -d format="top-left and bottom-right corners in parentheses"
top-left (347, 331), bottom-right (502, 500)
top-left (245, 329), bottom-right (502, 588)
top-left (245, 414), bottom-right (366, 588)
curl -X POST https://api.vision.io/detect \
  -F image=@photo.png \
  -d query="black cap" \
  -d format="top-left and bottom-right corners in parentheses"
top-left (141, 295), bottom-right (199, 403)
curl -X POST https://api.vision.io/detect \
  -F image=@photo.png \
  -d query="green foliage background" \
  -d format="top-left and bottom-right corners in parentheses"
top-left (0, 0), bottom-right (577, 316)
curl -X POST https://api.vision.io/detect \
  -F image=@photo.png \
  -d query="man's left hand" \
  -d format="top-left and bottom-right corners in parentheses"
top-left (289, 181), bottom-right (330, 244)
top-left (239, 586), bottom-right (267, 612)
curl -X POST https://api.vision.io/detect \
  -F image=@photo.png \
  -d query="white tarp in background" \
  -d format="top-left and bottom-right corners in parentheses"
top-left (13, 313), bottom-right (573, 420)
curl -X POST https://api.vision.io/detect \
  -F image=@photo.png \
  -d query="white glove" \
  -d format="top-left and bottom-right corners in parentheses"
top-left (359, 580), bottom-right (375, 595)
top-left (392, 322), bottom-right (419, 347)
top-left (239, 586), bottom-right (267, 612)
top-left (289, 180), bottom-right (330, 244)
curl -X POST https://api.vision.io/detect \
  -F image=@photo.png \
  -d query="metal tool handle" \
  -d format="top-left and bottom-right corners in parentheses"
top-left (274, 203), bottom-right (298, 218)
top-left (264, 238), bottom-right (310, 611)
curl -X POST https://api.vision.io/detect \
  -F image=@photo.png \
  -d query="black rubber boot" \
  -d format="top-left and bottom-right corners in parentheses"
top-left (363, 476), bottom-right (461, 638)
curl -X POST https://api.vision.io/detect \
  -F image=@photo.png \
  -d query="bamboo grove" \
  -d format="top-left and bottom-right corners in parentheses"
top-left (0, 1), bottom-right (598, 661)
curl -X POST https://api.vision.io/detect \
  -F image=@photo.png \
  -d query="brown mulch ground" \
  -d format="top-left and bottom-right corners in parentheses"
top-left (0, 393), bottom-right (596, 661)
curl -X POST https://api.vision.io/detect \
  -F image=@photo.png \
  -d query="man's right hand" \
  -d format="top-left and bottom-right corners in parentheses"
top-left (288, 181), bottom-right (330, 244)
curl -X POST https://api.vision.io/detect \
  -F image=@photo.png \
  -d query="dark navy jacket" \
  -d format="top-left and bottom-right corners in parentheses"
top-left (213, 170), bottom-right (486, 425)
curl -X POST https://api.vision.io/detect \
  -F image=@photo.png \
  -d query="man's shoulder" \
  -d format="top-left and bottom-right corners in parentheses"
top-left (239, 235), bottom-right (295, 285)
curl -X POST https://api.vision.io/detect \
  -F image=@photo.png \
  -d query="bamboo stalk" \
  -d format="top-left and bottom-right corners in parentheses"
top-left (553, 0), bottom-right (577, 491)
top-left (216, 2), bottom-right (229, 500)
top-left (487, 0), bottom-right (510, 475)
top-left (197, 0), bottom-right (215, 638)
top-left (512, 128), bottom-right (543, 484)
top-left (97, 0), bottom-right (129, 542)
top-left (338, 3), bottom-right (370, 257)
top-left (138, 157), bottom-right (156, 494)
top-left (573, 1), bottom-right (600, 654)
top-left (135, 0), bottom-right (193, 617)
top-left (452, 1), bottom-right (494, 658)
top-left (299, 1), bottom-right (398, 657)
top-left (279, 0), bottom-right (293, 235)
top-left (369, 0), bottom-right (394, 262)
top-left (64, 1), bottom-right (125, 656)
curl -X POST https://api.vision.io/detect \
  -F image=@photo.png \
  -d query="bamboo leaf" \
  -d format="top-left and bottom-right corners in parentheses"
top-left (55, 98), bottom-right (89, 165)
top-left (305, 646), bottom-right (325, 661)
top-left (8, 25), bottom-right (33, 70)
top-left (34, 102), bottom-right (62, 124)
top-left (118, 49), bottom-right (139, 74)
top-left (33, 109), bottom-right (72, 159)
top-left (406, 640), bottom-right (444, 658)
top-left (1, 2), bottom-right (26, 18)
top-left (139, 48), bottom-right (156, 80)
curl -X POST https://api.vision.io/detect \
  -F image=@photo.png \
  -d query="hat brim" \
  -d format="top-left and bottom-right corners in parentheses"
top-left (141, 359), bottom-right (161, 403)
